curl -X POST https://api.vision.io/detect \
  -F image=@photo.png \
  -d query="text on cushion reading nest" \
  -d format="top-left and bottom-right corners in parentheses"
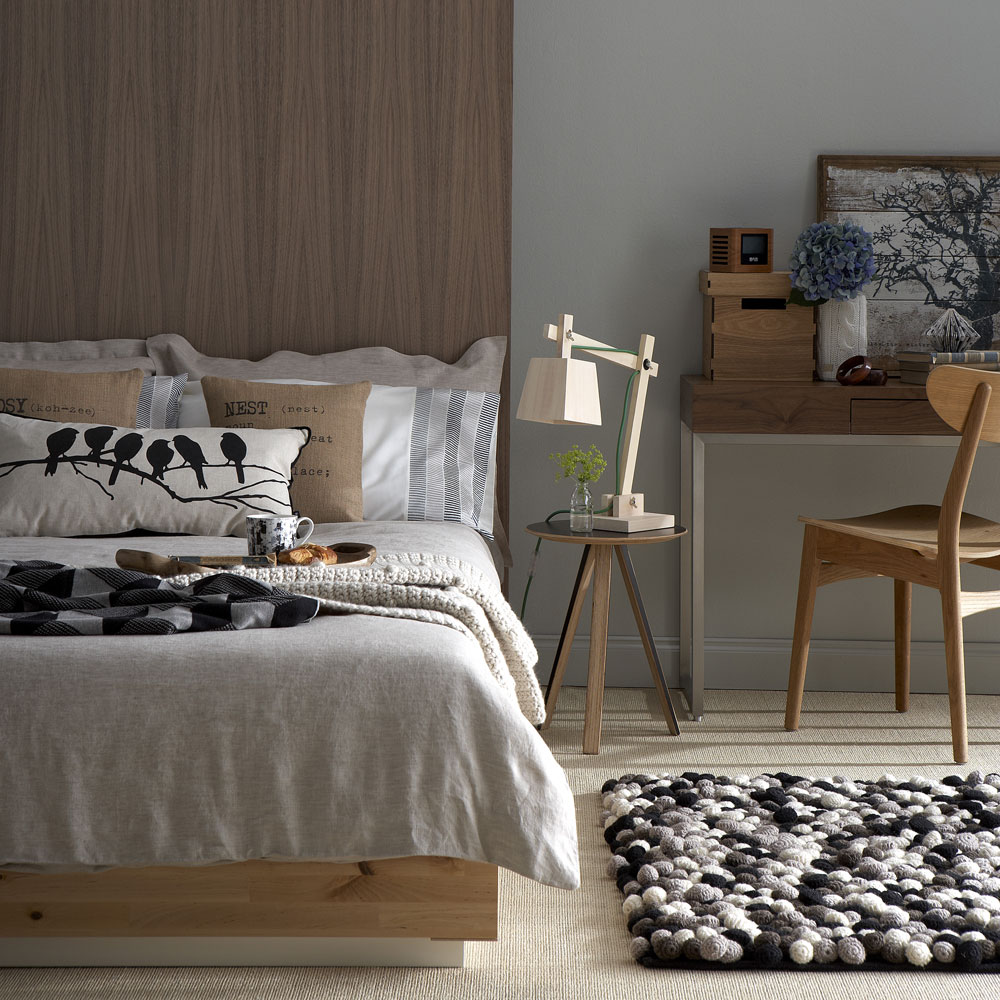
top-left (224, 400), bottom-right (270, 417)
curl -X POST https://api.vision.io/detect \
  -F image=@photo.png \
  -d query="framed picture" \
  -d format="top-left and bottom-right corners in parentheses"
top-left (818, 155), bottom-right (1000, 366)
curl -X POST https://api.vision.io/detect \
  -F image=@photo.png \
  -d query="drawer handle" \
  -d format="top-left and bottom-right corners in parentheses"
top-left (741, 297), bottom-right (786, 310)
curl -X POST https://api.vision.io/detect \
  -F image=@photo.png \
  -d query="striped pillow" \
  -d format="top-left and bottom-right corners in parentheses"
top-left (405, 388), bottom-right (499, 538)
top-left (135, 374), bottom-right (187, 429)
top-left (178, 380), bottom-right (499, 538)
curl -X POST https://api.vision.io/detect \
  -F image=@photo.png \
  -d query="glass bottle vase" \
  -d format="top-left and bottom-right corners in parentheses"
top-left (569, 481), bottom-right (593, 533)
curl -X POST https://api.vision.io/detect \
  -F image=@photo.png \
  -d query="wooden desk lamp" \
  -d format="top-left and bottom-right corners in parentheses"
top-left (516, 313), bottom-right (674, 532)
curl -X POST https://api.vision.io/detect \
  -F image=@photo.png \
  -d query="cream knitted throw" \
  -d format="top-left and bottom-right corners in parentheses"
top-left (171, 551), bottom-right (545, 725)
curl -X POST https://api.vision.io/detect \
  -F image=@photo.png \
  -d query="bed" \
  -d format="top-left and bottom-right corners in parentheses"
top-left (0, 522), bottom-right (578, 966)
top-left (0, 1), bottom-right (569, 966)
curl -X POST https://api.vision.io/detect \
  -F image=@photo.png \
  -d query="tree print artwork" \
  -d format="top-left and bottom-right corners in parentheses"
top-left (819, 156), bottom-right (1000, 366)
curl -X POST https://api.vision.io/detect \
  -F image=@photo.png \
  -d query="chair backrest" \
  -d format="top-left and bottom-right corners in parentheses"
top-left (927, 366), bottom-right (1000, 555)
top-left (927, 365), bottom-right (1000, 441)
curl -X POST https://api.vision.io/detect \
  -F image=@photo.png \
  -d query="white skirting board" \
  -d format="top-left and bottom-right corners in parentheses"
top-left (532, 633), bottom-right (1000, 695)
top-left (0, 937), bottom-right (465, 968)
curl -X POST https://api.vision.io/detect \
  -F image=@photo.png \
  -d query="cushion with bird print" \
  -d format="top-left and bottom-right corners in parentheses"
top-left (201, 377), bottom-right (371, 523)
top-left (0, 413), bottom-right (310, 537)
top-left (0, 367), bottom-right (146, 426)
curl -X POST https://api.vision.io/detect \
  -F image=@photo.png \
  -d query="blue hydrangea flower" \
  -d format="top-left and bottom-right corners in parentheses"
top-left (787, 221), bottom-right (876, 303)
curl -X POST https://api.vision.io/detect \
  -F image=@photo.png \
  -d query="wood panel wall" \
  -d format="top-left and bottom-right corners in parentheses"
top-left (0, 0), bottom-right (512, 532)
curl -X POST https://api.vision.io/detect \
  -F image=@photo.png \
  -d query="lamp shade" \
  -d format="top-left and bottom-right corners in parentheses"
top-left (516, 356), bottom-right (602, 425)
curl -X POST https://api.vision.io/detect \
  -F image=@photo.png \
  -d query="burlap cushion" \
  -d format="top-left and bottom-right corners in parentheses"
top-left (0, 368), bottom-right (146, 426)
top-left (201, 377), bottom-right (371, 523)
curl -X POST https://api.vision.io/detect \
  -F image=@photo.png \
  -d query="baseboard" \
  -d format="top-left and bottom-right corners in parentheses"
top-left (531, 633), bottom-right (1000, 695)
top-left (0, 937), bottom-right (465, 968)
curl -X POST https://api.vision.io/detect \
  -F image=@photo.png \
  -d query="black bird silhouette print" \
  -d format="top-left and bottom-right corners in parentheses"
top-left (84, 426), bottom-right (115, 465)
top-left (173, 435), bottom-right (208, 489)
top-left (0, 424), bottom-right (296, 516)
top-left (44, 428), bottom-right (78, 476)
top-left (145, 439), bottom-right (174, 482)
top-left (220, 432), bottom-right (247, 484)
top-left (109, 432), bottom-right (143, 486)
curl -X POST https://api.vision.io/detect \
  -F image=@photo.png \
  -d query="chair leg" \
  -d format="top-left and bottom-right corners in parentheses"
top-left (785, 525), bottom-right (821, 731)
top-left (940, 573), bottom-right (970, 764)
top-left (894, 580), bottom-right (911, 713)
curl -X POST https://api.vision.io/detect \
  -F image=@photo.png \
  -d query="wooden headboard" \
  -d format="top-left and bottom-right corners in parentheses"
top-left (0, 0), bottom-right (512, 537)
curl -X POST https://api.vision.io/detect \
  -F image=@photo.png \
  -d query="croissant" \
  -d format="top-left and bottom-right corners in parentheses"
top-left (278, 543), bottom-right (338, 566)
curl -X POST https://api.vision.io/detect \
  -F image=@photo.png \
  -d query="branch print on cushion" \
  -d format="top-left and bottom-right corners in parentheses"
top-left (5, 427), bottom-right (285, 506)
top-left (0, 414), bottom-right (310, 537)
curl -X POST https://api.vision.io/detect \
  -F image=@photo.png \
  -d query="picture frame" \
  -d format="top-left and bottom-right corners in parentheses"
top-left (818, 155), bottom-right (1000, 367)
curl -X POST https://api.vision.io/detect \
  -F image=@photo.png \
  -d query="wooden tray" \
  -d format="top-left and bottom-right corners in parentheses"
top-left (116, 543), bottom-right (377, 577)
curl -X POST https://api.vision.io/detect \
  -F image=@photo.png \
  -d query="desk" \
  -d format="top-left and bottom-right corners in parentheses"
top-left (679, 375), bottom-right (958, 721)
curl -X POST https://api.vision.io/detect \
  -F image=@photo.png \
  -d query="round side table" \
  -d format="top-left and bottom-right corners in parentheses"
top-left (525, 520), bottom-right (687, 754)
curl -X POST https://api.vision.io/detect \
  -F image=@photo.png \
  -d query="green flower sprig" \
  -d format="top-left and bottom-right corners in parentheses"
top-left (549, 444), bottom-right (607, 485)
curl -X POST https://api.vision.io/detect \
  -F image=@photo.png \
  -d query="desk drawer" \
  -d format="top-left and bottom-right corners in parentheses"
top-left (850, 399), bottom-right (954, 435)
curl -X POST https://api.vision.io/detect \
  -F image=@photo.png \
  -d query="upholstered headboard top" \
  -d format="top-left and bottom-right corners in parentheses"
top-left (0, 0), bottom-right (512, 536)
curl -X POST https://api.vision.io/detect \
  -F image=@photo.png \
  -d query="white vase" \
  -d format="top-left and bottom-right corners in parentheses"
top-left (816, 294), bottom-right (867, 381)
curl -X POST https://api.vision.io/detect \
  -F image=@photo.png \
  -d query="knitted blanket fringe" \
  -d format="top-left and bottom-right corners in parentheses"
top-left (170, 551), bottom-right (545, 724)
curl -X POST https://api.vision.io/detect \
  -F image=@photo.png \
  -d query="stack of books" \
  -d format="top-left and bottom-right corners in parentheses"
top-left (896, 350), bottom-right (1000, 384)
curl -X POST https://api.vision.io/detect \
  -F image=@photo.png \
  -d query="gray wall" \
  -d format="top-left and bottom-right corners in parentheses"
top-left (511, 0), bottom-right (1000, 694)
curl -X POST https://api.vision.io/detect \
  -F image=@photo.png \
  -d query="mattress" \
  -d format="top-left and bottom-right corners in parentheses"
top-left (0, 522), bottom-right (579, 889)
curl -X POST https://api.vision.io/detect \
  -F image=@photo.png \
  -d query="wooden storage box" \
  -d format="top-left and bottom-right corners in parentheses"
top-left (700, 270), bottom-right (815, 381)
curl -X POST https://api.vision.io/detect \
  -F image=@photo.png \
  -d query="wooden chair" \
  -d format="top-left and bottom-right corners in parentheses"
top-left (785, 366), bottom-right (1000, 763)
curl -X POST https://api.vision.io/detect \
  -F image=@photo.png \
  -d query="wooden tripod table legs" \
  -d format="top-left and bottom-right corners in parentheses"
top-left (616, 547), bottom-right (682, 738)
top-left (542, 543), bottom-right (681, 753)
top-left (542, 545), bottom-right (595, 728)
top-left (583, 547), bottom-right (614, 754)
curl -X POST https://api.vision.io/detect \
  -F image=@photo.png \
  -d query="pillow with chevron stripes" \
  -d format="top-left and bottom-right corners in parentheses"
top-left (361, 385), bottom-right (500, 540)
top-left (0, 413), bottom-right (309, 538)
top-left (136, 374), bottom-right (188, 429)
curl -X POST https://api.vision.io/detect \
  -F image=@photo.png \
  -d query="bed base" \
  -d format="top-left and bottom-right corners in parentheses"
top-left (0, 856), bottom-right (497, 968)
top-left (0, 937), bottom-right (465, 968)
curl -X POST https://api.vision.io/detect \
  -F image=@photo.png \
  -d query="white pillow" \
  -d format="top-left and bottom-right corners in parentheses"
top-left (179, 380), bottom-right (498, 537)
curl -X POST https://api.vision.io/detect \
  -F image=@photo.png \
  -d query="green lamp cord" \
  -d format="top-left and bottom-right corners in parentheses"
top-left (518, 364), bottom-right (640, 621)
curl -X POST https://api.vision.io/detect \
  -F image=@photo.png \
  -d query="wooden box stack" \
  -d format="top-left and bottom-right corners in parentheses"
top-left (700, 270), bottom-right (815, 381)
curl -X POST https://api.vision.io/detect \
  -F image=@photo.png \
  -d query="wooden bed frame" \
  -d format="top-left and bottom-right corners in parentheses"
top-left (0, 859), bottom-right (498, 966)
top-left (0, 0), bottom-right (512, 965)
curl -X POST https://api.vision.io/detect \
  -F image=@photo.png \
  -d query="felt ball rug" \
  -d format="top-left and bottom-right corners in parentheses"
top-left (601, 771), bottom-right (1000, 972)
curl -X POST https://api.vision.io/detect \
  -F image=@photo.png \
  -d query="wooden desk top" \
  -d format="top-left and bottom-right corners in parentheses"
top-left (525, 521), bottom-right (687, 545)
top-left (681, 375), bottom-right (955, 436)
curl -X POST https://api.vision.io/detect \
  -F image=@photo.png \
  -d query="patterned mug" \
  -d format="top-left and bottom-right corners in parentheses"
top-left (246, 514), bottom-right (315, 555)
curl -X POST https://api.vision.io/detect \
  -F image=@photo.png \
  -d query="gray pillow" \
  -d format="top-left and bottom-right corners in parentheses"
top-left (145, 333), bottom-right (506, 392)
top-left (0, 339), bottom-right (155, 374)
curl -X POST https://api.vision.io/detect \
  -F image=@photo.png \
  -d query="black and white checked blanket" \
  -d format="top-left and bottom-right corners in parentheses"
top-left (0, 560), bottom-right (319, 636)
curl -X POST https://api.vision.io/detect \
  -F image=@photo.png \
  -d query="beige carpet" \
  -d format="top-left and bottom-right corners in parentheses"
top-left (4, 686), bottom-right (1000, 999)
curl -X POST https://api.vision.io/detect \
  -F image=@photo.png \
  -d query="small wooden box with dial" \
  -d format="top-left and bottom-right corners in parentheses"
top-left (709, 228), bottom-right (773, 272)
